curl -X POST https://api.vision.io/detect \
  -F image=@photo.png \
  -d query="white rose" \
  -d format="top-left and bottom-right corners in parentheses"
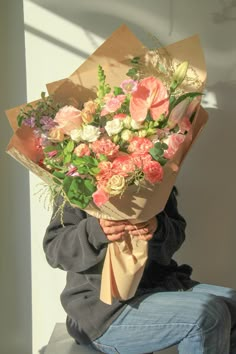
top-left (81, 125), bottom-right (101, 142)
top-left (70, 128), bottom-right (82, 142)
top-left (105, 119), bottom-right (123, 136)
top-left (105, 175), bottom-right (126, 196)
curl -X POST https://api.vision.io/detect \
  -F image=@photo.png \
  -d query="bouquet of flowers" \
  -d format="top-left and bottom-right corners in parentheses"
top-left (6, 25), bottom-right (208, 304)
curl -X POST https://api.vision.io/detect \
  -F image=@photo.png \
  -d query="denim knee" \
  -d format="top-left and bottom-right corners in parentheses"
top-left (191, 293), bottom-right (231, 336)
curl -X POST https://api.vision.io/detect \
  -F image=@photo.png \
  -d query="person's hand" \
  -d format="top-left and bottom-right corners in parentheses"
top-left (126, 217), bottom-right (158, 241)
top-left (99, 219), bottom-right (129, 242)
top-left (99, 217), bottom-right (158, 242)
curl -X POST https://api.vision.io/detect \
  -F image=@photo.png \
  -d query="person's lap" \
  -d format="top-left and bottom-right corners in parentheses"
top-left (92, 284), bottom-right (236, 354)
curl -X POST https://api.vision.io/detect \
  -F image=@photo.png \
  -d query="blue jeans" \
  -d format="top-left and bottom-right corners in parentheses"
top-left (92, 284), bottom-right (236, 354)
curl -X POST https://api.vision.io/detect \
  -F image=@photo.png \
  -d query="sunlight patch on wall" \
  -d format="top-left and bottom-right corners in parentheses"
top-left (24, 1), bottom-right (104, 95)
top-left (202, 89), bottom-right (218, 109)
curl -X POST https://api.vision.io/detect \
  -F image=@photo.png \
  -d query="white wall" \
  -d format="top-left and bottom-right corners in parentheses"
top-left (7, 0), bottom-right (236, 353)
top-left (0, 1), bottom-right (32, 354)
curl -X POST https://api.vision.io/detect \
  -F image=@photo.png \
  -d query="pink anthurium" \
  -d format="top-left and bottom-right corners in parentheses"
top-left (130, 77), bottom-right (169, 122)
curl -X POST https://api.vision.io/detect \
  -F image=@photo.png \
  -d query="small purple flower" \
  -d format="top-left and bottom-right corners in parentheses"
top-left (33, 128), bottom-right (42, 137)
top-left (22, 116), bottom-right (36, 128)
top-left (40, 116), bottom-right (57, 131)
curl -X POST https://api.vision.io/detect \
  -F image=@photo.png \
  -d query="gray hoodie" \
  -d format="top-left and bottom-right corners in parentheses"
top-left (43, 189), bottom-right (198, 344)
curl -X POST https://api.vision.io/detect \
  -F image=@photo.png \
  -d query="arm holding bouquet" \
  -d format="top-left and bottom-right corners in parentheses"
top-left (99, 217), bottom-right (157, 242)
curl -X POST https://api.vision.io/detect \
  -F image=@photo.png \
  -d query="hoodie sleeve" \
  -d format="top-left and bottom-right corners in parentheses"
top-left (43, 197), bottom-right (109, 273)
top-left (148, 188), bottom-right (187, 265)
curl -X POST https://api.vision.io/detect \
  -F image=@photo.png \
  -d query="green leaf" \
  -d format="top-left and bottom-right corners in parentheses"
top-left (113, 87), bottom-right (123, 96)
top-left (149, 147), bottom-right (164, 161)
top-left (126, 68), bottom-right (138, 79)
top-left (77, 166), bottom-right (89, 174)
top-left (65, 140), bottom-right (75, 153)
top-left (154, 142), bottom-right (162, 149)
top-left (64, 153), bottom-right (72, 164)
top-left (84, 179), bottom-right (96, 193)
top-left (43, 145), bottom-right (61, 153)
top-left (174, 92), bottom-right (203, 108)
top-left (17, 115), bottom-right (25, 127)
top-left (157, 157), bottom-right (168, 166)
top-left (63, 176), bottom-right (73, 193)
top-left (90, 167), bottom-right (100, 175)
top-left (131, 56), bottom-right (140, 64)
top-left (53, 171), bottom-right (65, 179)
top-left (161, 142), bottom-right (169, 150)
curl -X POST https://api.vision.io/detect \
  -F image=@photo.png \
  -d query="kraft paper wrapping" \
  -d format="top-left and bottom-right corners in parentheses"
top-left (5, 25), bottom-right (208, 305)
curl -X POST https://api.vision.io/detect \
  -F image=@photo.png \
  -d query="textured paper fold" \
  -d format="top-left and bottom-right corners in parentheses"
top-left (5, 24), bottom-right (208, 305)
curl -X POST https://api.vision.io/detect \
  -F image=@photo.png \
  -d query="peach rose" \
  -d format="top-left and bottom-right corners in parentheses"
top-left (83, 100), bottom-right (98, 114)
top-left (48, 127), bottom-right (64, 142)
top-left (74, 144), bottom-right (91, 157)
top-left (54, 105), bottom-right (82, 135)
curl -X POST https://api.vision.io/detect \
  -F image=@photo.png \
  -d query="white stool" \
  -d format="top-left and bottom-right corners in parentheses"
top-left (44, 323), bottom-right (103, 354)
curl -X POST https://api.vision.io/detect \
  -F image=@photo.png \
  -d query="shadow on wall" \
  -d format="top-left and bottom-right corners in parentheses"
top-left (176, 79), bottom-right (236, 286)
top-left (212, 0), bottom-right (236, 23)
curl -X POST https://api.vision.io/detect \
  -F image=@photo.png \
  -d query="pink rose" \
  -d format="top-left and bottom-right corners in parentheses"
top-left (92, 189), bottom-right (109, 207)
top-left (143, 160), bottom-right (163, 183)
top-left (101, 95), bottom-right (126, 116)
top-left (128, 137), bottom-right (154, 154)
top-left (54, 105), bottom-right (82, 135)
top-left (164, 133), bottom-right (185, 159)
top-left (74, 143), bottom-right (91, 157)
top-left (91, 138), bottom-right (119, 160)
